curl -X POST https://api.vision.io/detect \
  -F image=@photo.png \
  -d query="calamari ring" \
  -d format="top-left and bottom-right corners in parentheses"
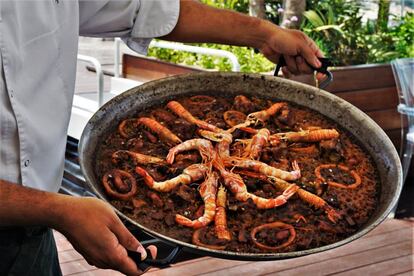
top-left (315, 164), bottom-right (362, 189)
top-left (192, 228), bottom-right (227, 250)
top-left (290, 144), bottom-right (318, 154)
top-left (223, 110), bottom-right (247, 127)
top-left (188, 95), bottom-right (216, 106)
top-left (251, 221), bottom-right (296, 251)
top-left (118, 119), bottom-right (140, 138)
top-left (102, 169), bottom-right (137, 200)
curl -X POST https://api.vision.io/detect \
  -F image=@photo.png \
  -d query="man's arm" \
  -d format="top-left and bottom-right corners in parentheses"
top-left (163, 0), bottom-right (323, 76)
top-left (0, 180), bottom-right (152, 275)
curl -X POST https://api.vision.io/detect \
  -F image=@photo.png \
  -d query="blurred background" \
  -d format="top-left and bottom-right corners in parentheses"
top-left (80, 0), bottom-right (413, 73)
top-left (146, 0), bottom-right (414, 72)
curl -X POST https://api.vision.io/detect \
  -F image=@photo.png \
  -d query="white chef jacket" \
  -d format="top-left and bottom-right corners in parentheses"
top-left (0, 0), bottom-right (180, 192)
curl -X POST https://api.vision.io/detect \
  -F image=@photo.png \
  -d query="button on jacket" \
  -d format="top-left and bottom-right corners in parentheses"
top-left (0, 0), bottom-right (180, 192)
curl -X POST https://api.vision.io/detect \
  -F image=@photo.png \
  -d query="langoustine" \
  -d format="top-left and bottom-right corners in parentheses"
top-left (119, 117), bottom-right (182, 145)
top-left (214, 159), bottom-right (299, 209)
top-left (175, 172), bottom-right (219, 229)
top-left (135, 163), bottom-right (209, 192)
top-left (224, 157), bottom-right (301, 181)
top-left (235, 170), bottom-right (342, 223)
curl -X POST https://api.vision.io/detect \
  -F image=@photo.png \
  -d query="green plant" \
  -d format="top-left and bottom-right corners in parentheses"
top-left (302, 0), bottom-right (413, 66)
top-left (147, 43), bottom-right (275, 73)
top-left (148, 1), bottom-right (413, 71)
top-left (389, 12), bottom-right (414, 58)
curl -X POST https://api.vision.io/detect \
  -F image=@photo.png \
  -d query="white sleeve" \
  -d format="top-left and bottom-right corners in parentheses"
top-left (79, 0), bottom-right (180, 54)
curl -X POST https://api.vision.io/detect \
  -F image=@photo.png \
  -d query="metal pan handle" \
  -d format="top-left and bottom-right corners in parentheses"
top-left (274, 56), bottom-right (333, 89)
top-left (127, 239), bottom-right (182, 272)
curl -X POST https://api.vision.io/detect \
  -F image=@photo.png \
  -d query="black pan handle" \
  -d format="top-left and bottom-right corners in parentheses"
top-left (274, 56), bottom-right (333, 89)
top-left (127, 239), bottom-right (182, 272)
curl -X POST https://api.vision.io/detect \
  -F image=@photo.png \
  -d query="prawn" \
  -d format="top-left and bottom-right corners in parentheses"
top-left (119, 117), bottom-right (182, 145)
top-left (315, 164), bottom-right (362, 189)
top-left (198, 129), bottom-right (233, 159)
top-left (167, 101), bottom-right (223, 133)
top-left (268, 176), bottom-right (342, 223)
top-left (166, 138), bottom-right (215, 164)
top-left (224, 158), bottom-right (301, 181)
top-left (236, 170), bottom-right (341, 223)
top-left (246, 102), bottom-right (286, 125)
top-left (214, 159), bottom-right (298, 209)
top-left (135, 164), bottom-right (208, 192)
top-left (175, 172), bottom-right (219, 229)
top-left (242, 128), bottom-right (270, 160)
top-left (215, 185), bottom-right (232, 240)
top-left (275, 129), bottom-right (339, 143)
top-left (137, 117), bottom-right (182, 145)
top-left (112, 150), bottom-right (165, 165)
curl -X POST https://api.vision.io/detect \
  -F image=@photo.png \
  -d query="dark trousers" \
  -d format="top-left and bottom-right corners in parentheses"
top-left (0, 227), bottom-right (62, 276)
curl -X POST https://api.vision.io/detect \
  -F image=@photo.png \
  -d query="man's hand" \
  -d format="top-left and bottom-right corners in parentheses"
top-left (0, 180), bottom-right (156, 276)
top-left (257, 22), bottom-right (324, 77)
top-left (55, 197), bottom-right (156, 276)
top-left (163, 0), bottom-right (324, 77)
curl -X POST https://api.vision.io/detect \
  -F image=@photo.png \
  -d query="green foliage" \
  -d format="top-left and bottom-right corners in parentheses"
top-left (148, 0), bottom-right (413, 71)
top-left (302, 0), bottom-right (414, 66)
top-left (389, 13), bottom-right (414, 58)
top-left (148, 43), bottom-right (275, 73)
top-left (200, 0), bottom-right (249, 12)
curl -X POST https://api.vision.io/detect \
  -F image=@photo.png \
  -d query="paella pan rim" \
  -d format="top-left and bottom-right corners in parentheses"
top-left (78, 71), bottom-right (403, 261)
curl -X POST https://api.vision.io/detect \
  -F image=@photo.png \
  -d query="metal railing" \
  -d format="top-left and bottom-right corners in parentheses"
top-left (114, 38), bottom-right (240, 77)
top-left (77, 54), bottom-right (104, 107)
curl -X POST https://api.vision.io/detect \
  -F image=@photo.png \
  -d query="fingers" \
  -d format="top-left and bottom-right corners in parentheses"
top-left (285, 55), bottom-right (301, 75)
top-left (147, 245), bottom-right (158, 259)
top-left (315, 72), bottom-right (327, 83)
top-left (112, 243), bottom-right (143, 276)
top-left (299, 35), bottom-right (322, 69)
top-left (295, 56), bottom-right (313, 74)
top-left (109, 217), bottom-right (147, 260)
top-left (281, 67), bottom-right (291, 78)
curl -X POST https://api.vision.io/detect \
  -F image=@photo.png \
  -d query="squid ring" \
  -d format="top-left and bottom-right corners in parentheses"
top-left (188, 95), bottom-right (217, 106)
top-left (223, 110), bottom-right (247, 127)
top-left (315, 164), bottom-right (362, 189)
top-left (251, 221), bottom-right (296, 251)
top-left (118, 118), bottom-right (140, 138)
top-left (290, 144), bottom-right (318, 155)
top-left (192, 228), bottom-right (227, 250)
top-left (102, 169), bottom-right (137, 200)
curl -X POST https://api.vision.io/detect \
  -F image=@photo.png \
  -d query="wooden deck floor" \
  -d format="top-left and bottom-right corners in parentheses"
top-left (54, 218), bottom-right (413, 276)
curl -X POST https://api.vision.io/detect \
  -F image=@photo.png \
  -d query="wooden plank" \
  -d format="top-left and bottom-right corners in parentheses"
top-left (333, 254), bottom-right (414, 276)
top-left (394, 271), bottom-right (414, 276)
top-left (291, 64), bottom-right (396, 93)
top-left (123, 54), bottom-right (201, 82)
top-left (55, 237), bottom-right (76, 252)
top-left (58, 249), bottom-right (84, 264)
top-left (327, 64), bottom-right (396, 93)
top-left (366, 109), bottom-right (407, 130)
top-left (70, 269), bottom-right (123, 276)
top-left (146, 259), bottom-right (248, 276)
top-left (58, 220), bottom-right (412, 276)
top-left (335, 87), bottom-right (399, 112)
top-left (155, 221), bottom-right (412, 276)
top-left (60, 259), bottom-right (96, 275)
top-left (147, 219), bottom-right (412, 276)
top-left (264, 241), bottom-right (412, 276)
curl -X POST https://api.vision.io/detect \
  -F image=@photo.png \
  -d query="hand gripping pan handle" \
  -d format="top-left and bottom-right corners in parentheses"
top-left (274, 56), bottom-right (333, 89)
top-left (127, 239), bottom-right (182, 272)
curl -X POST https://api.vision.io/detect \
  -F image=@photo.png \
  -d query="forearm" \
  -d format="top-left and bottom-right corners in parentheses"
top-left (0, 179), bottom-right (68, 229)
top-left (163, 0), bottom-right (274, 49)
